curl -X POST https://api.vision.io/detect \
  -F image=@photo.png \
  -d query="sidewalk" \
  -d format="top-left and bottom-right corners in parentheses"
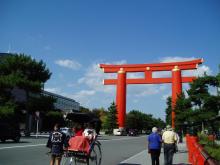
top-left (119, 138), bottom-right (190, 165)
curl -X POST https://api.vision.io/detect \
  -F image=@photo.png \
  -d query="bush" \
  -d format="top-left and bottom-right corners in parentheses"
top-left (204, 145), bottom-right (220, 161)
top-left (198, 133), bottom-right (220, 161)
top-left (0, 103), bottom-right (16, 122)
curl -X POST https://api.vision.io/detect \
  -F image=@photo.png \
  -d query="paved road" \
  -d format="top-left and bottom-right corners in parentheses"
top-left (0, 135), bottom-right (147, 165)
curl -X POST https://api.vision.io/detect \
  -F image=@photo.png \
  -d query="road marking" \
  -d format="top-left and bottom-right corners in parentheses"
top-left (0, 144), bottom-right (45, 150)
top-left (0, 136), bottom-right (145, 150)
top-left (120, 149), bottom-right (146, 163)
top-left (99, 135), bottom-right (145, 142)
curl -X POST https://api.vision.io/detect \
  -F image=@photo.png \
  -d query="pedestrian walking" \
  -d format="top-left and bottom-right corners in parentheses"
top-left (46, 123), bottom-right (67, 165)
top-left (162, 125), bottom-right (178, 165)
top-left (148, 127), bottom-right (162, 165)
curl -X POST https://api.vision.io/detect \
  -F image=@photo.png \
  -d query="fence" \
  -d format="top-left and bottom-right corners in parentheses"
top-left (186, 134), bottom-right (219, 165)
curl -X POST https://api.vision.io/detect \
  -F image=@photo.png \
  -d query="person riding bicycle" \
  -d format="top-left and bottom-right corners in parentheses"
top-left (46, 123), bottom-right (67, 165)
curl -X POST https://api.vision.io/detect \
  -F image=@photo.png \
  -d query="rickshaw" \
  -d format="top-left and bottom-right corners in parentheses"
top-left (62, 112), bottom-right (102, 165)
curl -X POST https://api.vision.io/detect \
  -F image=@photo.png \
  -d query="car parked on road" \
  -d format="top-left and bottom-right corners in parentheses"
top-left (113, 128), bottom-right (127, 136)
top-left (128, 129), bottom-right (138, 136)
top-left (0, 122), bottom-right (21, 142)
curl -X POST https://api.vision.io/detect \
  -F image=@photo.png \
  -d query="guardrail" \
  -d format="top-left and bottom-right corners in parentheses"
top-left (186, 134), bottom-right (219, 165)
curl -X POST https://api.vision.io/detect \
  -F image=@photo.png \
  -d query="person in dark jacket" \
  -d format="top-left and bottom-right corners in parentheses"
top-left (46, 124), bottom-right (67, 165)
top-left (148, 127), bottom-right (162, 165)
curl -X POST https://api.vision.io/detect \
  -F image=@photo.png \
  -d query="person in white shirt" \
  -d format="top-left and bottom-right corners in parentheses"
top-left (162, 125), bottom-right (178, 165)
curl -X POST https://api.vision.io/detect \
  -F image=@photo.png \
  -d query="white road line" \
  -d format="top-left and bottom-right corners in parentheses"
top-left (99, 136), bottom-right (145, 142)
top-left (0, 144), bottom-right (45, 150)
top-left (0, 136), bottom-right (145, 150)
top-left (120, 149), bottom-right (146, 163)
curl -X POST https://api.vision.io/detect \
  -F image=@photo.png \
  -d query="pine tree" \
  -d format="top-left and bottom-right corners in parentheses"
top-left (103, 102), bottom-right (118, 134)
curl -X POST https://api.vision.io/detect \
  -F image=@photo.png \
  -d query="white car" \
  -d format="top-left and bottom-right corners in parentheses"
top-left (113, 129), bottom-right (126, 136)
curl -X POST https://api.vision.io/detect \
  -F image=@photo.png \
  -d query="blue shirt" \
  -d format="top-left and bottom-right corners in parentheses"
top-left (148, 133), bottom-right (161, 149)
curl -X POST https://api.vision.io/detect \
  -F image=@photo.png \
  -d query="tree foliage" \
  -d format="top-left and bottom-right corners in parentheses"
top-left (0, 53), bottom-right (51, 93)
top-left (43, 111), bottom-right (64, 130)
top-left (126, 110), bottom-right (165, 131)
top-left (27, 95), bottom-right (56, 114)
top-left (165, 72), bottom-right (220, 132)
top-left (0, 53), bottom-right (52, 120)
top-left (102, 102), bottom-right (118, 133)
top-left (165, 97), bottom-right (172, 125)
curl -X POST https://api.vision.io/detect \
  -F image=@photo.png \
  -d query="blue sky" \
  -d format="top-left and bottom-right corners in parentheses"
top-left (1, 0), bottom-right (220, 120)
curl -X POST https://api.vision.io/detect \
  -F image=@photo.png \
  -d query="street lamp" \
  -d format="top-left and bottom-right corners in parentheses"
top-left (35, 111), bottom-right (40, 138)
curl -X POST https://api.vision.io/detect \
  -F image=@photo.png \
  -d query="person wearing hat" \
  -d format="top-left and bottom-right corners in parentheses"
top-left (162, 125), bottom-right (178, 165)
top-left (148, 127), bottom-right (162, 165)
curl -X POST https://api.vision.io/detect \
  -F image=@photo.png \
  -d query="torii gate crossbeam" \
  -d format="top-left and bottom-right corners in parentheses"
top-left (100, 59), bottom-right (203, 129)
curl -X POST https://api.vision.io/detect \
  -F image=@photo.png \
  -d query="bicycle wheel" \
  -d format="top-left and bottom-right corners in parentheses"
top-left (88, 142), bottom-right (102, 165)
top-left (62, 156), bottom-right (74, 165)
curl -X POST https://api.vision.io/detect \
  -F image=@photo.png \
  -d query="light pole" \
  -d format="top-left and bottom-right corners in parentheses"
top-left (35, 111), bottom-right (40, 138)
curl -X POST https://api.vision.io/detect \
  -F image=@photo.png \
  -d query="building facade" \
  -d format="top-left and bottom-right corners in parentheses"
top-left (42, 90), bottom-right (80, 113)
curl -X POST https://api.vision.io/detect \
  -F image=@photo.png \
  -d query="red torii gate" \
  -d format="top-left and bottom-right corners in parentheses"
top-left (100, 59), bottom-right (203, 128)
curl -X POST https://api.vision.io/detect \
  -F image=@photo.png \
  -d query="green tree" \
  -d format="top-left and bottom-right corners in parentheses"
top-left (126, 110), bottom-right (165, 132)
top-left (126, 110), bottom-right (144, 131)
top-left (165, 97), bottom-right (172, 125)
top-left (0, 102), bottom-right (16, 122)
top-left (0, 54), bottom-right (51, 94)
top-left (43, 111), bottom-right (64, 131)
top-left (166, 73), bottom-right (220, 133)
top-left (174, 93), bottom-right (193, 131)
top-left (0, 53), bottom-right (51, 107)
top-left (0, 53), bottom-right (52, 133)
top-left (80, 106), bottom-right (91, 113)
top-left (103, 102), bottom-right (118, 133)
top-left (27, 95), bottom-right (56, 114)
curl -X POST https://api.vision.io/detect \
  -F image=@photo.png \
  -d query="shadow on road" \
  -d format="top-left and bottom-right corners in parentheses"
top-left (118, 164), bottom-right (141, 165)
top-left (176, 150), bottom-right (188, 154)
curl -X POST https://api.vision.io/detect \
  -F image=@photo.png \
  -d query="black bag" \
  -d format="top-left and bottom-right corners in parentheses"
top-left (174, 143), bottom-right (178, 153)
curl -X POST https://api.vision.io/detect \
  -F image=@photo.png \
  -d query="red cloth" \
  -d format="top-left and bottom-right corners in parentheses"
top-left (74, 129), bottom-right (84, 136)
top-left (68, 136), bottom-right (90, 154)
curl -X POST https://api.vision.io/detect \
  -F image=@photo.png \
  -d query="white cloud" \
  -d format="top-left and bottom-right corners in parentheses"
top-left (66, 83), bottom-right (77, 87)
top-left (158, 56), bottom-right (212, 77)
top-left (73, 90), bottom-right (96, 98)
top-left (104, 60), bottom-right (127, 65)
top-left (150, 57), bottom-right (196, 78)
top-left (162, 93), bottom-right (171, 100)
top-left (77, 61), bottom-right (128, 94)
top-left (127, 84), bottom-right (164, 97)
top-left (77, 60), bottom-right (170, 98)
top-left (55, 59), bottom-right (81, 70)
top-left (58, 90), bottom-right (96, 107)
top-left (44, 87), bottom-right (61, 93)
top-left (195, 65), bottom-right (212, 76)
top-left (127, 72), bottom-right (144, 78)
top-left (72, 90), bottom-right (96, 107)
top-left (134, 88), bottom-right (159, 97)
top-left (153, 71), bottom-right (171, 78)
top-left (159, 56), bottom-right (196, 63)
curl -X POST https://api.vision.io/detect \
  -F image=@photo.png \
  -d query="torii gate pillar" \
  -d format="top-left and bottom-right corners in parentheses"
top-left (116, 68), bottom-right (126, 128)
top-left (171, 66), bottom-right (182, 128)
